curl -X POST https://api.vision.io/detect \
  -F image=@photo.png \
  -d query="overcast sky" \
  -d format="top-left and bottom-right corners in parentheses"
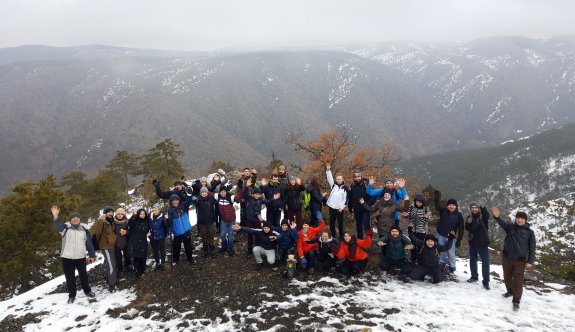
top-left (1, 0), bottom-right (573, 51)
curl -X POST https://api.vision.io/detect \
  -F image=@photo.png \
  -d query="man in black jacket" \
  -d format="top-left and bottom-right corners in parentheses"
top-left (466, 201), bottom-right (491, 290)
top-left (492, 207), bottom-right (536, 311)
top-left (348, 172), bottom-right (370, 239)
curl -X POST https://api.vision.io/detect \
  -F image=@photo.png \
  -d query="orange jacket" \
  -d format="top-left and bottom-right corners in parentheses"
top-left (297, 220), bottom-right (326, 258)
top-left (336, 235), bottom-right (372, 262)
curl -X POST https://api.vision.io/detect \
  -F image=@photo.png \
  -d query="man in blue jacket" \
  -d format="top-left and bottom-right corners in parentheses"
top-left (164, 193), bottom-right (196, 265)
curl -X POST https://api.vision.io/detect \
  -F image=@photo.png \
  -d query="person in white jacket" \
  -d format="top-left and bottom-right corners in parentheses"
top-left (325, 163), bottom-right (348, 239)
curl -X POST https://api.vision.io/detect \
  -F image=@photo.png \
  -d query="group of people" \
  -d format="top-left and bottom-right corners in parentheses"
top-left (51, 164), bottom-right (536, 311)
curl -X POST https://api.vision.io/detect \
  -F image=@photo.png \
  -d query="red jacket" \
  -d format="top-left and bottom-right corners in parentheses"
top-left (336, 235), bottom-right (372, 262)
top-left (211, 193), bottom-right (240, 222)
top-left (297, 220), bottom-right (326, 258)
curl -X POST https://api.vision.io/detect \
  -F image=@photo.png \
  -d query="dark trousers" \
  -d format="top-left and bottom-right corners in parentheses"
top-left (240, 203), bottom-right (247, 227)
top-left (502, 256), bottom-right (526, 303)
top-left (266, 208), bottom-right (282, 228)
top-left (198, 223), bottom-right (216, 247)
top-left (277, 247), bottom-right (292, 263)
top-left (150, 239), bottom-right (166, 265)
top-left (410, 266), bottom-right (444, 283)
top-left (469, 246), bottom-right (490, 285)
top-left (329, 207), bottom-right (344, 239)
top-left (411, 232), bottom-right (426, 263)
top-left (316, 254), bottom-right (336, 272)
top-left (62, 258), bottom-right (91, 298)
top-left (300, 250), bottom-right (317, 271)
top-left (286, 209), bottom-right (303, 230)
top-left (353, 210), bottom-right (371, 239)
top-left (338, 259), bottom-right (368, 276)
top-left (380, 257), bottom-right (412, 274)
top-left (173, 230), bottom-right (194, 263)
top-left (133, 257), bottom-right (146, 276)
top-left (246, 219), bottom-right (261, 253)
top-left (114, 247), bottom-right (131, 272)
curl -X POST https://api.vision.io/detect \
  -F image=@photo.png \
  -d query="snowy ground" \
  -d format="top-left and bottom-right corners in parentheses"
top-left (1, 257), bottom-right (573, 332)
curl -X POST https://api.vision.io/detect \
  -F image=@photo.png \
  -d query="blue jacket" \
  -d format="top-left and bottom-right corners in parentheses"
top-left (366, 185), bottom-right (408, 221)
top-left (166, 194), bottom-right (194, 236)
top-left (244, 187), bottom-right (272, 221)
top-left (261, 183), bottom-right (284, 209)
top-left (274, 226), bottom-right (299, 250)
top-left (148, 212), bottom-right (167, 241)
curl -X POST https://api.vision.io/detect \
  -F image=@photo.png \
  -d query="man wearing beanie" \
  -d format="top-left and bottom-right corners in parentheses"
top-left (465, 200), bottom-right (491, 290)
top-left (50, 205), bottom-right (96, 303)
top-left (232, 221), bottom-right (282, 270)
top-left (93, 206), bottom-right (118, 292)
top-left (492, 207), bottom-right (536, 311)
top-left (434, 192), bottom-right (465, 274)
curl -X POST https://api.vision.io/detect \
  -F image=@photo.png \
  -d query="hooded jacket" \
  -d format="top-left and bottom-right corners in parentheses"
top-left (465, 206), bottom-right (490, 247)
top-left (166, 193), bottom-right (194, 236)
top-left (275, 225), bottom-right (299, 250)
top-left (336, 235), bottom-right (371, 262)
top-left (127, 209), bottom-right (150, 259)
top-left (409, 232), bottom-right (454, 268)
top-left (93, 215), bottom-right (117, 251)
top-left (148, 211), bottom-right (167, 241)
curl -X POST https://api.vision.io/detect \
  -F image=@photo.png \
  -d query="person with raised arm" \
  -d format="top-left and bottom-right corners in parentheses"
top-left (50, 205), bottom-right (96, 303)
top-left (325, 163), bottom-right (348, 240)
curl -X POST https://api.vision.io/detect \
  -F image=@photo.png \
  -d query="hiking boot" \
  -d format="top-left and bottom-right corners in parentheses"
top-left (467, 278), bottom-right (478, 283)
top-left (218, 248), bottom-right (227, 253)
top-left (84, 291), bottom-right (95, 298)
top-left (513, 302), bottom-right (520, 311)
top-left (108, 285), bottom-right (116, 293)
top-left (502, 292), bottom-right (513, 298)
top-left (483, 283), bottom-right (490, 290)
top-left (67, 297), bottom-right (75, 304)
top-left (256, 263), bottom-right (263, 270)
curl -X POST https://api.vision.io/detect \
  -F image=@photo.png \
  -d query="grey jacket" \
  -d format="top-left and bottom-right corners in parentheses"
top-left (53, 219), bottom-right (96, 259)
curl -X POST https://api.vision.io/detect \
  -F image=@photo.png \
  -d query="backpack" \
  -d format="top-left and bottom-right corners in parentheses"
top-left (62, 225), bottom-right (96, 250)
top-left (301, 191), bottom-right (311, 210)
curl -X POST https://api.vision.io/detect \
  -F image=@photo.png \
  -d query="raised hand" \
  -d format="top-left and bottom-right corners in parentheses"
top-left (359, 198), bottom-right (365, 204)
top-left (326, 163), bottom-right (331, 170)
top-left (491, 207), bottom-right (501, 218)
top-left (273, 193), bottom-right (281, 200)
top-left (290, 222), bottom-right (297, 229)
top-left (251, 168), bottom-right (257, 174)
top-left (50, 204), bottom-right (60, 218)
top-left (368, 176), bottom-right (376, 186)
top-left (397, 178), bottom-right (406, 188)
top-left (404, 195), bottom-right (410, 202)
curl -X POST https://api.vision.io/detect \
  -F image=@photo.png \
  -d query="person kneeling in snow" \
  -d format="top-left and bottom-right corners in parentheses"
top-left (377, 225), bottom-right (413, 277)
top-left (233, 222), bottom-right (282, 270)
top-left (408, 227), bottom-right (455, 284)
top-left (297, 219), bottom-right (326, 273)
top-left (335, 230), bottom-right (372, 277)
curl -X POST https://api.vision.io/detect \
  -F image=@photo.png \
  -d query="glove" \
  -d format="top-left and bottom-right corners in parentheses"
top-left (300, 257), bottom-right (308, 265)
top-left (152, 179), bottom-right (159, 186)
top-left (407, 225), bottom-right (414, 233)
top-left (455, 239), bottom-right (461, 248)
top-left (448, 231), bottom-right (456, 239)
top-left (365, 228), bottom-right (373, 237)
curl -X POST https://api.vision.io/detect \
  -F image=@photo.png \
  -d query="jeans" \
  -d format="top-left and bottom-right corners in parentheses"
top-left (354, 210), bottom-right (371, 239)
top-left (469, 246), bottom-right (490, 284)
top-left (220, 220), bottom-right (236, 251)
top-left (437, 233), bottom-right (457, 270)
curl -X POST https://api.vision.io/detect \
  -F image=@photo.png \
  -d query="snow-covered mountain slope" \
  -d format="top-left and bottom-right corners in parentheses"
top-left (1, 260), bottom-right (573, 332)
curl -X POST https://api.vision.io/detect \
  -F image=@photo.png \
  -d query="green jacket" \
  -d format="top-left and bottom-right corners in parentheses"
top-left (379, 234), bottom-right (412, 260)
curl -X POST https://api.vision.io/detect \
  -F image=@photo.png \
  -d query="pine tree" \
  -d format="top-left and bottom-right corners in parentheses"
top-left (0, 176), bottom-right (79, 299)
top-left (105, 150), bottom-right (140, 195)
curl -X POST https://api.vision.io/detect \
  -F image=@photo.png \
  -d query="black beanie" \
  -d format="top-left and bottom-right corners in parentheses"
top-left (515, 211), bottom-right (528, 221)
top-left (424, 234), bottom-right (437, 242)
top-left (280, 219), bottom-right (290, 227)
top-left (262, 221), bottom-right (272, 229)
top-left (447, 198), bottom-right (458, 207)
top-left (103, 206), bottom-right (114, 214)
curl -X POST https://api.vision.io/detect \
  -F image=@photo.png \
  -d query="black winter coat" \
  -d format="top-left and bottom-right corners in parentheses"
top-left (465, 207), bottom-right (490, 247)
top-left (127, 216), bottom-right (150, 259)
top-left (409, 232), bottom-right (454, 268)
top-left (196, 196), bottom-right (216, 225)
top-left (495, 217), bottom-right (536, 264)
top-left (240, 227), bottom-right (281, 250)
top-left (348, 179), bottom-right (369, 212)
top-left (285, 184), bottom-right (305, 211)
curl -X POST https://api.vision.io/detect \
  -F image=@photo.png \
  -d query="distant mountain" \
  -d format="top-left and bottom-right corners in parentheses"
top-left (396, 123), bottom-right (575, 207)
top-left (0, 37), bottom-right (574, 193)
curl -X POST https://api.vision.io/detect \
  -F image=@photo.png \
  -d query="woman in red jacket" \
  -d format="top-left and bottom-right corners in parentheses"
top-left (297, 220), bottom-right (325, 273)
top-left (336, 230), bottom-right (372, 277)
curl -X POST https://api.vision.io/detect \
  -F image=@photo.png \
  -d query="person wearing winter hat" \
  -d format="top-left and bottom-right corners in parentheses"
top-left (50, 205), bottom-right (96, 303)
top-left (297, 219), bottom-right (326, 273)
top-left (242, 177), bottom-right (270, 255)
top-left (152, 178), bottom-right (189, 202)
top-left (433, 192), bottom-right (465, 274)
top-left (465, 199), bottom-right (491, 290)
top-left (366, 177), bottom-right (409, 226)
top-left (492, 207), bottom-right (536, 311)
top-left (165, 193), bottom-right (196, 265)
top-left (237, 167), bottom-right (258, 227)
top-left (233, 221), bottom-right (282, 270)
top-left (93, 206), bottom-right (118, 292)
top-left (359, 188), bottom-right (408, 236)
top-left (113, 207), bottom-right (131, 275)
top-left (405, 193), bottom-right (431, 264)
top-left (408, 226), bottom-right (456, 284)
top-left (377, 225), bottom-right (413, 277)
top-left (212, 185), bottom-right (241, 256)
top-left (274, 219), bottom-right (299, 263)
top-left (196, 186), bottom-right (218, 258)
top-left (148, 206), bottom-right (168, 270)
top-left (260, 174), bottom-right (285, 228)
